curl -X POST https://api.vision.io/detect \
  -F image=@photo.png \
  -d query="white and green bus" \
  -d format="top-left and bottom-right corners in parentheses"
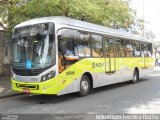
top-left (11, 16), bottom-right (155, 96)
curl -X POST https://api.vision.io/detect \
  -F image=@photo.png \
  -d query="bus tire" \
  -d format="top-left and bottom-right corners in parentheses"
top-left (79, 75), bottom-right (90, 96)
top-left (131, 69), bottom-right (139, 83)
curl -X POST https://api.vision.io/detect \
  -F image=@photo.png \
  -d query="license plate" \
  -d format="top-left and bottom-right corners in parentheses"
top-left (23, 88), bottom-right (30, 93)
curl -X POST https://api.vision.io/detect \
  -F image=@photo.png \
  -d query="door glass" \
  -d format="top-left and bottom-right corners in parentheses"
top-left (104, 38), bottom-right (114, 57)
top-left (104, 38), bottom-right (115, 73)
top-left (115, 39), bottom-right (121, 57)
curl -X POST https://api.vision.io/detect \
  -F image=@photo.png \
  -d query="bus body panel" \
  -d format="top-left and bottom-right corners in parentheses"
top-left (12, 57), bottom-right (154, 95)
top-left (11, 17), bottom-right (155, 96)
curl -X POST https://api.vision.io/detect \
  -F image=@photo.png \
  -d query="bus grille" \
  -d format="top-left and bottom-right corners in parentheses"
top-left (16, 83), bottom-right (39, 90)
top-left (12, 69), bottom-right (42, 76)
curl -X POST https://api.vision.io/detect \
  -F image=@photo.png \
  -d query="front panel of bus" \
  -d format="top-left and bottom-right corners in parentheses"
top-left (11, 22), bottom-right (60, 94)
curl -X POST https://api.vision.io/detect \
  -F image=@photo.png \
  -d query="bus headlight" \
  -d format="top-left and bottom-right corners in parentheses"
top-left (41, 71), bottom-right (56, 82)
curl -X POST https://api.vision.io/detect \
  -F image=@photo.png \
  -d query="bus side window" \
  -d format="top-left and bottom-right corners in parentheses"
top-left (91, 34), bottom-right (103, 57)
top-left (147, 43), bottom-right (153, 57)
top-left (141, 43), bottom-right (147, 57)
top-left (133, 41), bottom-right (141, 57)
top-left (76, 32), bottom-right (91, 57)
top-left (59, 38), bottom-right (74, 56)
top-left (120, 39), bottom-right (126, 57)
top-left (126, 40), bottom-right (134, 57)
top-left (58, 29), bottom-right (79, 73)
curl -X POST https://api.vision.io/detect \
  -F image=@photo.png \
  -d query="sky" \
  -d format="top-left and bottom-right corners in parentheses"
top-left (130, 0), bottom-right (160, 41)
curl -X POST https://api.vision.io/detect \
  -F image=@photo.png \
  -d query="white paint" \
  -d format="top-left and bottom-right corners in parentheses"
top-left (126, 99), bottom-right (160, 113)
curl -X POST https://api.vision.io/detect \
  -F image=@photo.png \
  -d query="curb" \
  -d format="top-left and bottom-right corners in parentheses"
top-left (0, 93), bottom-right (23, 99)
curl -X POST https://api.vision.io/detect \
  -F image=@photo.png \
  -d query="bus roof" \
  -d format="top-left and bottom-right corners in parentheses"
top-left (15, 16), bottom-right (148, 42)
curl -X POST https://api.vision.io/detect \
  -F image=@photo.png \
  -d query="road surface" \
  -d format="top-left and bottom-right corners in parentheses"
top-left (0, 68), bottom-right (160, 119)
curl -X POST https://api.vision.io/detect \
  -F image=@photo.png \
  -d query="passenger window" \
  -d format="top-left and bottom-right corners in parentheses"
top-left (75, 32), bottom-right (91, 57)
top-left (58, 29), bottom-right (78, 57)
top-left (147, 43), bottom-right (153, 57)
top-left (91, 34), bottom-right (103, 57)
top-left (58, 28), bottom-right (79, 73)
top-left (126, 40), bottom-right (134, 57)
top-left (133, 41), bottom-right (141, 57)
top-left (115, 39), bottom-right (121, 57)
top-left (120, 39), bottom-right (126, 57)
top-left (58, 38), bottom-right (74, 56)
top-left (141, 43), bottom-right (147, 57)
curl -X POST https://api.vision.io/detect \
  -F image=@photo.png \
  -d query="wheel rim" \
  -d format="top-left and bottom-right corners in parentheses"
top-left (81, 80), bottom-right (89, 93)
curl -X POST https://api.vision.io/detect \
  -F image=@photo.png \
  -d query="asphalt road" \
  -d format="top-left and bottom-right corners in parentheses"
top-left (0, 69), bottom-right (160, 119)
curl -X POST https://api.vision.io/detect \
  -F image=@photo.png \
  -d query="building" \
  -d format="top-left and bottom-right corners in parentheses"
top-left (0, 23), bottom-right (11, 75)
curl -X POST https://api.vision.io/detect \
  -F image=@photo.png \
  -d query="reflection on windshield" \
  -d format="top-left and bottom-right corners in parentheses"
top-left (12, 34), bottom-right (55, 69)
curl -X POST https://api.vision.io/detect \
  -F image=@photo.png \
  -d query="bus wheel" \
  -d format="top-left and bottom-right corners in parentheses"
top-left (79, 75), bottom-right (90, 96)
top-left (131, 69), bottom-right (139, 83)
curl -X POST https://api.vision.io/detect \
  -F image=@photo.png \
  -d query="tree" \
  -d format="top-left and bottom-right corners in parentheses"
top-left (0, 0), bottom-right (31, 30)
top-left (127, 18), bottom-right (144, 34)
top-left (0, 0), bottom-right (136, 31)
top-left (144, 30), bottom-right (155, 41)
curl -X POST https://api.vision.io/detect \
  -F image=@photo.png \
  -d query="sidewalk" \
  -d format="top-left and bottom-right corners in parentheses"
top-left (0, 76), bottom-right (22, 99)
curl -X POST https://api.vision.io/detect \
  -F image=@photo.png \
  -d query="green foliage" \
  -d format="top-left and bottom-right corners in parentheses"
top-left (0, 0), bottom-right (136, 31)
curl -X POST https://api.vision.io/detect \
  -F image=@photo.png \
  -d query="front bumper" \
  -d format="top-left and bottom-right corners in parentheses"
top-left (11, 77), bottom-right (59, 95)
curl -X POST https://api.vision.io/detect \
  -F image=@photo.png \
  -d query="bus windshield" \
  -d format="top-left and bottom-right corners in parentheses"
top-left (12, 34), bottom-right (55, 69)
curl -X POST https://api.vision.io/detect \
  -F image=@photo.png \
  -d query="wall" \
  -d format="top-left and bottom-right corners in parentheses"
top-left (0, 30), bottom-right (11, 75)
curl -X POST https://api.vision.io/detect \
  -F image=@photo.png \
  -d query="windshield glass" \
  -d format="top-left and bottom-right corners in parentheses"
top-left (12, 34), bottom-right (55, 69)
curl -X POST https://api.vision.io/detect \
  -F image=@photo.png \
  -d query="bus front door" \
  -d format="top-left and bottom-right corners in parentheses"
top-left (104, 38), bottom-right (116, 74)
